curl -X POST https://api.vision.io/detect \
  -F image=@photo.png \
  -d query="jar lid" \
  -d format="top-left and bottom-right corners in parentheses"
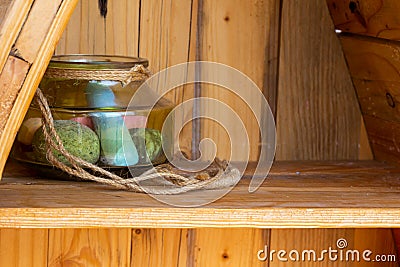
top-left (48, 55), bottom-right (149, 70)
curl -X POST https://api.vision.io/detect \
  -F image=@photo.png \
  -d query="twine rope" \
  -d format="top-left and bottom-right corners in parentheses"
top-left (34, 88), bottom-right (240, 194)
top-left (44, 64), bottom-right (151, 86)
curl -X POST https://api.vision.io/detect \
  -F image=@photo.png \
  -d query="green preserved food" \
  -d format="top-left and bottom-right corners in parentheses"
top-left (32, 120), bottom-right (100, 165)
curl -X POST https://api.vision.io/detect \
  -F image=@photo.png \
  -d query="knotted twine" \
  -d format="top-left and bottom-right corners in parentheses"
top-left (44, 64), bottom-right (151, 87)
top-left (34, 65), bottom-right (240, 194)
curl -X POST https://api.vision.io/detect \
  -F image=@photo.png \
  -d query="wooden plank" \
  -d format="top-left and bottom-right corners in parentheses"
top-left (0, 56), bottom-right (30, 136)
top-left (326, 0), bottom-right (400, 40)
top-left (363, 115), bottom-right (400, 164)
top-left (269, 229), bottom-right (397, 266)
top-left (193, 228), bottom-right (268, 266)
top-left (0, 0), bottom-right (34, 74)
top-left (48, 228), bottom-right (131, 266)
top-left (339, 34), bottom-right (400, 163)
top-left (139, 0), bottom-right (194, 74)
top-left (198, 0), bottom-right (276, 161)
top-left (340, 34), bottom-right (400, 123)
top-left (139, 0), bottom-right (196, 156)
top-left (392, 229), bottom-right (400, 261)
top-left (131, 228), bottom-right (189, 266)
top-left (0, 0), bottom-right (79, 178)
top-left (276, 0), bottom-right (362, 160)
top-left (269, 229), bottom-right (354, 266)
top-left (263, 0), bottom-right (281, 119)
top-left (2, 161), bottom-right (400, 228)
top-left (0, 229), bottom-right (48, 266)
top-left (56, 0), bottom-right (140, 56)
top-left (353, 229), bottom-right (397, 267)
top-left (55, 0), bottom-right (81, 54)
top-left (13, 0), bottom-right (61, 63)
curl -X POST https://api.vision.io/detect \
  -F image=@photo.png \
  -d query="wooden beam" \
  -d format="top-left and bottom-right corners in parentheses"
top-left (0, 0), bottom-right (79, 178)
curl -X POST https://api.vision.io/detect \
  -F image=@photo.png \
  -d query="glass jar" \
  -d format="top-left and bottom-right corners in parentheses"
top-left (12, 55), bottom-right (174, 172)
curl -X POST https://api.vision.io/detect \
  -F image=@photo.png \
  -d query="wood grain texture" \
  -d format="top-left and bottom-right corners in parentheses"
top-left (340, 35), bottom-right (400, 123)
top-left (131, 228), bottom-right (189, 266)
top-left (138, 0), bottom-right (197, 156)
top-left (56, 0), bottom-right (140, 56)
top-left (0, 0), bottom-right (33, 75)
top-left (14, 0), bottom-right (62, 63)
top-left (198, 0), bottom-right (276, 161)
top-left (392, 229), bottom-right (400, 262)
top-left (363, 115), bottom-right (400, 164)
top-left (48, 228), bottom-right (131, 267)
top-left (0, 0), bottom-right (12, 22)
top-left (193, 228), bottom-right (268, 266)
top-left (353, 229), bottom-right (397, 266)
top-left (0, 0), bottom-right (79, 178)
top-left (269, 229), bottom-right (397, 266)
top-left (326, 0), bottom-right (400, 40)
top-left (276, 0), bottom-right (361, 160)
top-left (0, 56), bottom-right (30, 137)
top-left (359, 117), bottom-right (373, 160)
top-left (339, 34), bottom-right (400, 163)
top-left (0, 229), bottom-right (48, 266)
top-left (269, 229), bottom-right (353, 266)
top-left (2, 160), bottom-right (400, 228)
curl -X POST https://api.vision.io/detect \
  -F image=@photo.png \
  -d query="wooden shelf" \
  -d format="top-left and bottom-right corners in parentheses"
top-left (1, 160), bottom-right (400, 228)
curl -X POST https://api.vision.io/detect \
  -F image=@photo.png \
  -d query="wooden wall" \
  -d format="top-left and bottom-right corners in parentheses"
top-left (2, 0), bottom-right (398, 266)
top-left (327, 0), bottom-right (400, 165)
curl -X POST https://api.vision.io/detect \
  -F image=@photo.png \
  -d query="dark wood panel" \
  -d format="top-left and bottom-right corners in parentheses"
top-left (327, 0), bottom-right (400, 40)
top-left (340, 34), bottom-right (400, 164)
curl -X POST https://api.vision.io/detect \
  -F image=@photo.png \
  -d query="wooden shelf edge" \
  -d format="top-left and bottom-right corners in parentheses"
top-left (2, 160), bottom-right (400, 228)
top-left (0, 208), bottom-right (399, 229)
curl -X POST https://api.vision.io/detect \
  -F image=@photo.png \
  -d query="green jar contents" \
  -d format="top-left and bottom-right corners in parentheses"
top-left (12, 55), bottom-right (174, 171)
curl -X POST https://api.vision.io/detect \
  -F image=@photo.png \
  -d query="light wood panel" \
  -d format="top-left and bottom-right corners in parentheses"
top-left (326, 0), bottom-right (400, 40)
top-left (138, 0), bottom-right (197, 156)
top-left (131, 228), bottom-right (189, 266)
top-left (0, 229), bottom-right (48, 266)
top-left (0, 0), bottom-right (33, 76)
top-left (56, 0), bottom-right (140, 56)
top-left (270, 229), bottom-right (353, 267)
top-left (198, 0), bottom-right (277, 161)
top-left (2, 160), bottom-right (400, 228)
top-left (269, 229), bottom-right (397, 267)
top-left (0, 0), bottom-right (79, 177)
top-left (48, 228), bottom-right (131, 266)
top-left (276, 0), bottom-right (362, 161)
top-left (13, 0), bottom-right (61, 62)
top-left (193, 228), bottom-right (268, 266)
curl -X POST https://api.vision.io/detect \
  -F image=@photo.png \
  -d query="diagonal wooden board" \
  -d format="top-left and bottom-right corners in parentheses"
top-left (0, 0), bottom-right (79, 178)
